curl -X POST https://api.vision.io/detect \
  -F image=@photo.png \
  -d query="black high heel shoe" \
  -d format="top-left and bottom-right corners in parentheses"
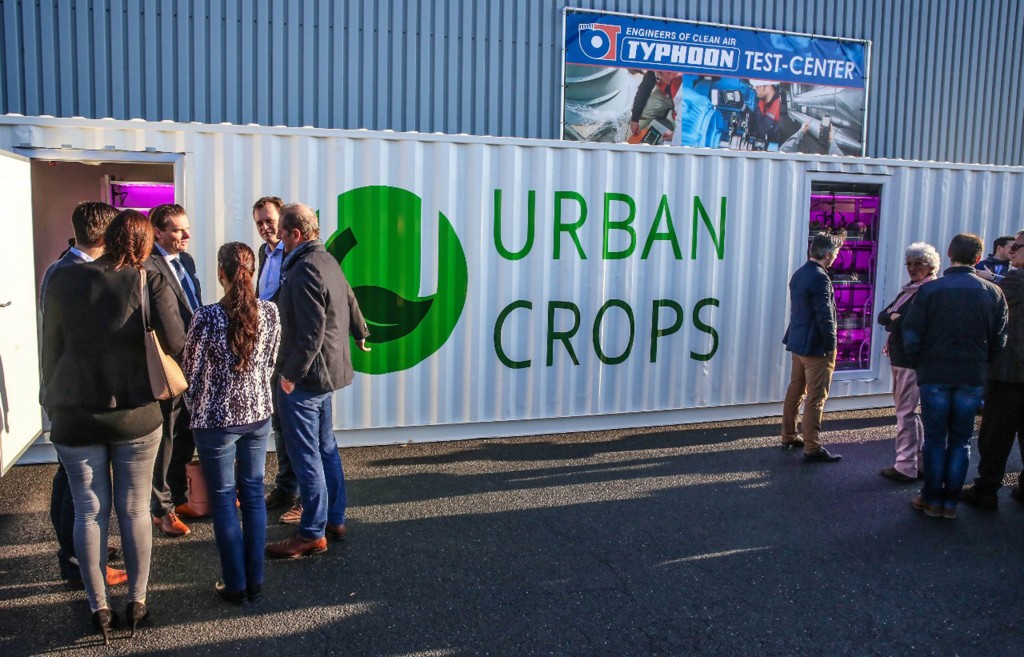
top-left (91, 608), bottom-right (118, 645)
top-left (125, 601), bottom-right (149, 637)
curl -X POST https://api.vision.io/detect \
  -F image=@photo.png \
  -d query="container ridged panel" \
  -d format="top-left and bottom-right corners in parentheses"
top-left (4, 117), bottom-right (1023, 440)
top-left (2, 0), bottom-right (1023, 165)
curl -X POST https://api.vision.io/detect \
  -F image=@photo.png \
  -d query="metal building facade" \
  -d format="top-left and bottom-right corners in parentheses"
top-left (2, 0), bottom-right (1022, 166)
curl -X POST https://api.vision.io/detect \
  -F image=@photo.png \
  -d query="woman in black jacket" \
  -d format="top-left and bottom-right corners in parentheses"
top-left (41, 210), bottom-right (185, 643)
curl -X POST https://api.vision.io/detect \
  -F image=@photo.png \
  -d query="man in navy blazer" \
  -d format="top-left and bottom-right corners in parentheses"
top-left (40, 201), bottom-right (125, 588)
top-left (144, 203), bottom-right (202, 537)
top-left (781, 232), bottom-right (845, 462)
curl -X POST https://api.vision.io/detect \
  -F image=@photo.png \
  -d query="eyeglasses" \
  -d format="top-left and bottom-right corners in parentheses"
top-left (905, 260), bottom-right (929, 268)
top-left (1011, 243), bottom-right (1024, 253)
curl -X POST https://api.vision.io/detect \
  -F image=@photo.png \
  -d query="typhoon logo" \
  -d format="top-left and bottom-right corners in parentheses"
top-left (578, 23), bottom-right (621, 61)
top-left (325, 186), bottom-right (468, 375)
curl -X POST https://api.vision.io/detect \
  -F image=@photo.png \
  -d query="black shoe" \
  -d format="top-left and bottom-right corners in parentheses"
top-left (215, 580), bottom-right (247, 605)
top-left (803, 447), bottom-right (842, 463)
top-left (125, 601), bottom-right (149, 638)
top-left (1010, 486), bottom-right (1024, 505)
top-left (781, 438), bottom-right (804, 450)
top-left (880, 467), bottom-right (916, 483)
top-left (264, 487), bottom-right (299, 509)
top-left (91, 608), bottom-right (119, 646)
top-left (247, 582), bottom-right (263, 602)
top-left (960, 486), bottom-right (998, 510)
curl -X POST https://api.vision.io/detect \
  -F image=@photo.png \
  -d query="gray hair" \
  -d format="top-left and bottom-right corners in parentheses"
top-left (279, 202), bottom-right (320, 240)
top-left (809, 232), bottom-right (844, 260)
top-left (905, 242), bottom-right (940, 272)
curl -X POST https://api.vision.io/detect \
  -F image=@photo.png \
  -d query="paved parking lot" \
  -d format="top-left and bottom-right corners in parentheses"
top-left (0, 408), bottom-right (1021, 656)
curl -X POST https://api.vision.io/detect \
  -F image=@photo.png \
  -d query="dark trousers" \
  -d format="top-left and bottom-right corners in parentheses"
top-left (271, 409), bottom-right (298, 495)
top-left (150, 393), bottom-right (196, 516)
top-left (974, 380), bottom-right (1024, 493)
top-left (50, 461), bottom-right (78, 579)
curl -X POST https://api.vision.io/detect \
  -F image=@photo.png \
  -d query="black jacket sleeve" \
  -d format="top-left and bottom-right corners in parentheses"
top-left (630, 72), bottom-right (657, 122)
top-left (149, 269), bottom-right (187, 357)
top-left (280, 263), bottom-right (328, 382)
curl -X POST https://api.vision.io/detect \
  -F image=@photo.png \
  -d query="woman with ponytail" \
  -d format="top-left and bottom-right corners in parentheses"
top-left (182, 242), bottom-right (280, 603)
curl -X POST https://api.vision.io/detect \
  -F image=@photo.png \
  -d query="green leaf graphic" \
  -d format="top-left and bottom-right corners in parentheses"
top-left (327, 186), bottom-right (468, 374)
top-left (354, 285), bottom-right (434, 344)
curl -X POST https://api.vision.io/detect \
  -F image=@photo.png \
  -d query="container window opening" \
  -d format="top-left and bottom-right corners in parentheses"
top-left (809, 183), bottom-right (881, 372)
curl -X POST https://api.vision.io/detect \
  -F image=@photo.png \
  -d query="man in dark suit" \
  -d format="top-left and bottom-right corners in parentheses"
top-left (781, 231), bottom-right (845, 462)
top-left (144, 203), bottom-right (202, 537)
top-left (266, 203), bottom-right (370, 559)
top-left (40, 201), bottom-right (126, 588)
top-left (252, 196), bottom-right (301, 518)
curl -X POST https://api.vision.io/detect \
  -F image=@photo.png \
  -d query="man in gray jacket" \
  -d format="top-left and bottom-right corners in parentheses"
top-left (266, 203), bottom-right (370, 558)
top-left (781, 232), bottom-right (845, 462)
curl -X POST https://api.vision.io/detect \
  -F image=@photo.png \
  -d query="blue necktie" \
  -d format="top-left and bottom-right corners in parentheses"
top-left (171, 258), bottom-right (200, 311)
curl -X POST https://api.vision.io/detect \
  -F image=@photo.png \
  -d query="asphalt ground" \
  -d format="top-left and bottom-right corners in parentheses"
top-left (0, 407), bottom-right (1021, 657)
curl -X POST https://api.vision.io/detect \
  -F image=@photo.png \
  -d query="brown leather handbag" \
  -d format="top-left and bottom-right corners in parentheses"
top-left (140, 269), bottom-right (188, 400)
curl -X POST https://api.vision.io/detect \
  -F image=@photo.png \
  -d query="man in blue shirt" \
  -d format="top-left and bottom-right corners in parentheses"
top-left (252, 196), bottom-right (299, 520)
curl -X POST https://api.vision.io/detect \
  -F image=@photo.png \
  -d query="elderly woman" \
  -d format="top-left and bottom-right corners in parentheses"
top-left (877, 242), bottom-right (940, 482)
top-left (42, 210), bottom-right (185, 643)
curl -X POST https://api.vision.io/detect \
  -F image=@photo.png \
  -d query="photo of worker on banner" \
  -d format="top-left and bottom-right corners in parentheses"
top-left (562, 9), bottom-right (868, 156)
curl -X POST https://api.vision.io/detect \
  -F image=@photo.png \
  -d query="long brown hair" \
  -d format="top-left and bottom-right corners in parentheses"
top-left (105, 210), bottom-right (154, 270)
top-left (218, 242), bottom-right (259, 372)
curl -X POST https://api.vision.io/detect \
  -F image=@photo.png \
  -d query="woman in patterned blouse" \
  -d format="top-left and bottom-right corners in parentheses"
top-left (183, 242), bottom-right (280, 603)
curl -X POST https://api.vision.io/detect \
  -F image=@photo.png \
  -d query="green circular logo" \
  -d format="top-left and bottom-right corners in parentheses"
top-left (325, 186), bottom-right (468, 374)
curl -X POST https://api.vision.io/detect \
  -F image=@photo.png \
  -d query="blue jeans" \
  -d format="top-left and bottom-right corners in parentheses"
top-left (55, 428), bottom-right (161, 612)
top-left (193, 421), bottom-right (270, 593)
top-left (270, 410), bottom-right (298, 495)
top-left (277, 385), bottom-right (346, 540)
top-left (918, 383), bottom-right (984, 507)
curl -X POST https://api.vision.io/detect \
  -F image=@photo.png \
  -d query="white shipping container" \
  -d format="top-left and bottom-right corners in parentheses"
top-left (2, 116), bottom-right (1022, 467)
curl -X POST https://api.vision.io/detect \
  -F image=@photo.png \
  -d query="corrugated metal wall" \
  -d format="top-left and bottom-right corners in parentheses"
top-left (5, 117), bottom-right (1023, 441)
top-left (1, 0), bottom-right (1022, 166)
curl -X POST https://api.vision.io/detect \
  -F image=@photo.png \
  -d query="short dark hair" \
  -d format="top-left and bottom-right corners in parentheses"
top-left (149, 203), bottom-right (186, 231)
top-left (71, 202), bottom-right (118, 247)
top-left (809, 232), bottom-right (844, 260)
top-left (948, 233), bottom-right (984, 265)
top-left (279, 203), bottom-right (320, 240)
top-left (252, 196), bottom-right (284, 215)
top-left (993, 236), bottom-right (1015, 251)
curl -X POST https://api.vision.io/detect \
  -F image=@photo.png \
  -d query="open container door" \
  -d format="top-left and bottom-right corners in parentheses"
top-left (0, 150), bottom-right (42, 474)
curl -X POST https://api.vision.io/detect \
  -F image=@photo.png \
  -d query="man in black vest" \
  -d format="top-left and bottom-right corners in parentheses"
top-left (144, 203), bottom-right (202, 537)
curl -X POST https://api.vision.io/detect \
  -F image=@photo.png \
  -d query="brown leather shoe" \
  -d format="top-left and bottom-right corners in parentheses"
top-left (266, 534), bottom-right (327, 559)
top-left (278, 503), bottom-right (303, 525)
top-left (105, 567), bottom-right (128, 586)
top-left (153, 512), bottom-right (191, 537)
top-left (326, 523), bottom-right (347, 541)
top-left (174, 501), bottom-right (209, 519)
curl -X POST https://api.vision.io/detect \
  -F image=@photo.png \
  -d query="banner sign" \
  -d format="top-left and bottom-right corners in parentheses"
top-left (562, 9), bottom-right (869, 156)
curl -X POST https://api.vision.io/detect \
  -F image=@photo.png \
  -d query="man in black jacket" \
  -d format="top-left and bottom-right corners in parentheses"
top-left (781, 232), bottom-right (845, 462)
top-left (902, 234), bottom-right (1007, 519)
top-left (144, 203), bottom-right (202, 537)
top-left (266, 203), bottom-right (370, 559)
top-left (40, 201), bottom-right (126, 588)
top-left (962, 230), bottom-right (1024, 509)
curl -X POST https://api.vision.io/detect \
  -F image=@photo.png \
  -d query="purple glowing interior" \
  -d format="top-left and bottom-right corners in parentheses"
top-left (810, 194), bottom-right (881, 371)
top-left (109, 182), bottom-right (175, 212)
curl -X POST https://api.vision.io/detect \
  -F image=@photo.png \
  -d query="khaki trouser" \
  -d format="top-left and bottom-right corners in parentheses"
top-left (781, 351), bottom-right (837, 454)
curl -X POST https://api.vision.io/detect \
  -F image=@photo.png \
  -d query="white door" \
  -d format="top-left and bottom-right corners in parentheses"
top-left (0, 150), bottom-right (41, 474)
